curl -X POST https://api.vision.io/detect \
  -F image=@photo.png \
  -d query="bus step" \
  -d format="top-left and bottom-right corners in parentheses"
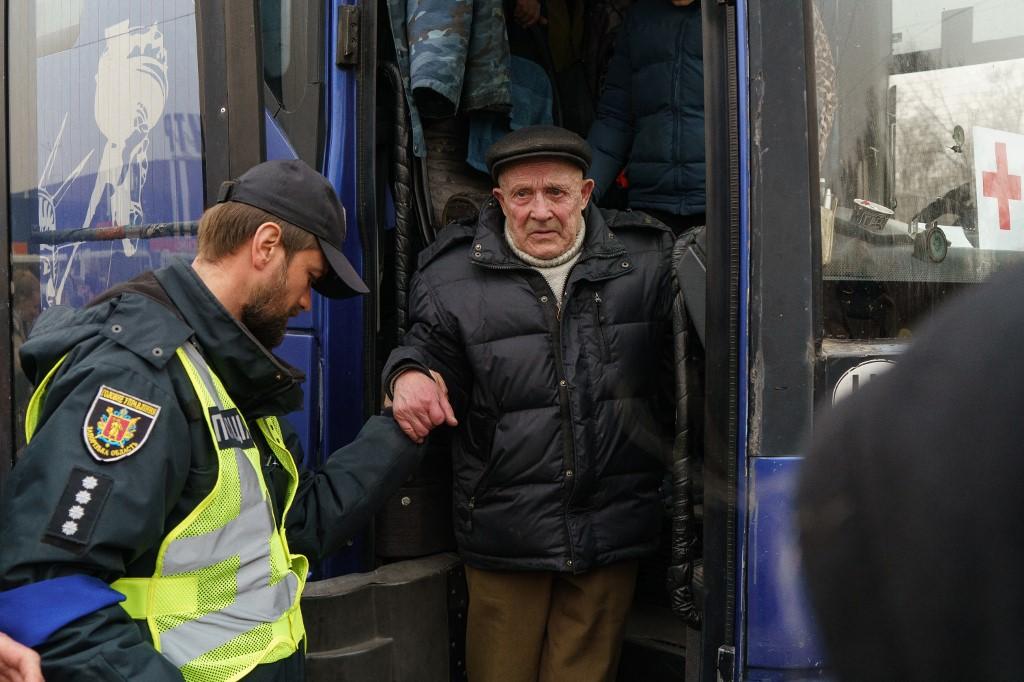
top-left (618, 602), bottom-right (687, 681)
top-left (302, 553), bottom-right (462, 682)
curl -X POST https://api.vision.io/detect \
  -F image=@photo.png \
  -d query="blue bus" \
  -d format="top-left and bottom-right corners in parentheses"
top-left (2, 0), bottom-right (1023, 679)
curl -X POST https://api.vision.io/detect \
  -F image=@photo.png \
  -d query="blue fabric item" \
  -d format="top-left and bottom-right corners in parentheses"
top-left (0, 575), bottom-right (124, 647)
top-left (587, 0), bottom-right (705, 216)
top-left (467, 56), bottom-right (554, 173)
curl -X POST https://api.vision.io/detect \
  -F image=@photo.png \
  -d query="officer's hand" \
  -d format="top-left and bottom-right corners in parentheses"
top-left (0, 632), bottom-right (44, 682)
top-left (393, 370), bottom-right (458, 443)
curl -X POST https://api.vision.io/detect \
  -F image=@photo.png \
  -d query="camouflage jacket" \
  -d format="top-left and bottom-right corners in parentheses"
top-left (386, 0), bottom-right (512, 156)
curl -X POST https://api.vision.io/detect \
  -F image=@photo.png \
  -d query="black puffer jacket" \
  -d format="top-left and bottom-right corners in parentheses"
top-left (384, 200), bottom-right (674, 572)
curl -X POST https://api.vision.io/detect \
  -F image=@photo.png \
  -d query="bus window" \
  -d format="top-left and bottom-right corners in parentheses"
top-left (816, 0), bottom-right (1024, 339)
top-left (259, 0), bottom-right (323, 167)
top-left (260, 0), bottom-right (293, 106)
top-left (7, 2), bottom-right (204, 452)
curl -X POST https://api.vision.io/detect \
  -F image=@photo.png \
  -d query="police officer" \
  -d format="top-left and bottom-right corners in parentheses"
top-left (0, 160), bottom-right (423, 680)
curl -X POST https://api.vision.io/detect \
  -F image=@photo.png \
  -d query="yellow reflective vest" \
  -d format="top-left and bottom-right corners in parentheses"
top-left (28, 342), bottom-right (307, 682)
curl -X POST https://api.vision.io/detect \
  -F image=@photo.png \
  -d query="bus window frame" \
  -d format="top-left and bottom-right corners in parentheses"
top-left (355, 0), bottom-right (382, 422)
top-left (716, 0), bottom-right (822, 676)
top-left (699, 0), bottom-right (746, 677)
top-left (196, 0), bottom-right (267, 204)
top-left (1, 0), bottom-right (14, 480)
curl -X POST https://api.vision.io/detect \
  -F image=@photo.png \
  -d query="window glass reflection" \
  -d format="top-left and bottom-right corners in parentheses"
top-left (7, 2), bottom-right (204, 451)
top-left (816, 0), bottom-right (1024, 338)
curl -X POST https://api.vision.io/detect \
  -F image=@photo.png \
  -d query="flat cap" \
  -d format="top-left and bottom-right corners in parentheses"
top-left (485, 125), bottom-right (592, 181)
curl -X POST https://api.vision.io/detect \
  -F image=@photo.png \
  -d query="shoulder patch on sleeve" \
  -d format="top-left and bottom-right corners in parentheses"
top-left (82, 386), bottom-right (161, 462)
top-left (44, 467), bottom-right (113, 549)
top-left (417, 223), bottom-right (477, 270)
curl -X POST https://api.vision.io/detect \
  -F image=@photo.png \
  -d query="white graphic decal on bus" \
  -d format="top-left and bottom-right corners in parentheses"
top-left (40, 21), bottom-right (168, 306)
top-left (831, 359), bottom-right (896, 406)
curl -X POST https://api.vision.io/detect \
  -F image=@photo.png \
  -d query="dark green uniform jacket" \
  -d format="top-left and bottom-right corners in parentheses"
top-left (0, 259), bottom-right (422, 681)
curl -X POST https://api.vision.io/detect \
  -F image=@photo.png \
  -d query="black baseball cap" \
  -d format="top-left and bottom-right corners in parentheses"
top-left (485, 125), bottom-right (592, 182)
top-left (216, 159), bottom-right (369, 298)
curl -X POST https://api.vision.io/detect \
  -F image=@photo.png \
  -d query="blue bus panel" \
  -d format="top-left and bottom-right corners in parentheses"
top-left (275, 332), bottom-right (319, 469)
top-left (746, 457), bottom-right (826, 670)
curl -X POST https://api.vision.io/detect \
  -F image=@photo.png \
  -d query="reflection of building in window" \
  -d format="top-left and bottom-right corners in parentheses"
top-left (817, 0), bottom-right (1024, 340)
top-left (892, 0), bottom-right (1024, 56)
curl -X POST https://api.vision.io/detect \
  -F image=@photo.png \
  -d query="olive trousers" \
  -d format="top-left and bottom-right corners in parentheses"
top-left (464, 560), bottom-right (639, 682)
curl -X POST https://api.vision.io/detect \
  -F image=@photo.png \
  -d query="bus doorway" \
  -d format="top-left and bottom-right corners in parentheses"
top-left (366, 1), bottom-right (714, 679)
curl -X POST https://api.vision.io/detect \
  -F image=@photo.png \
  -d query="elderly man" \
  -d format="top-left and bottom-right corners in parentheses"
top-left (384, 126), bottom-right (675, 681)
top-left (0, 160), bottom-right (422, 681)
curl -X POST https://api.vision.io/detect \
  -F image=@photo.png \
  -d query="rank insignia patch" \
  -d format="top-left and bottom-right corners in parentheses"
top-left (82, 386), bottom-right (161, 462)
top-left (44, 467), bottom-right (113, 549)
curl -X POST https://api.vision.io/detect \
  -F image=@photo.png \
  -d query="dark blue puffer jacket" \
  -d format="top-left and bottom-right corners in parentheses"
top-left (587, 0), bottom-right (705, 216)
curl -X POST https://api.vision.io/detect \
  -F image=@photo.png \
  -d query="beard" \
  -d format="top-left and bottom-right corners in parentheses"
top-left (241, 262), bottom-right (292, 349)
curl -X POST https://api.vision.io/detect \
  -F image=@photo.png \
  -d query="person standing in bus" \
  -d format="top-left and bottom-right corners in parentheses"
top-left (587, 0), bottom-right (705, 234)
top-left (385, 125), bottom-right (674, 682)
top-left (0, 160), bottom-right (424, 681)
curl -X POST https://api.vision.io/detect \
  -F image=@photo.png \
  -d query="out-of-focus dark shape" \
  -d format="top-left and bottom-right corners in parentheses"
top-left (798, 262), bottom-right (1024, 681)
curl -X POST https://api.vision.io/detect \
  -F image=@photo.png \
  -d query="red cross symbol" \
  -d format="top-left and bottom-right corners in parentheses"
top-left (982, 141), bottom-right (1022, 230)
